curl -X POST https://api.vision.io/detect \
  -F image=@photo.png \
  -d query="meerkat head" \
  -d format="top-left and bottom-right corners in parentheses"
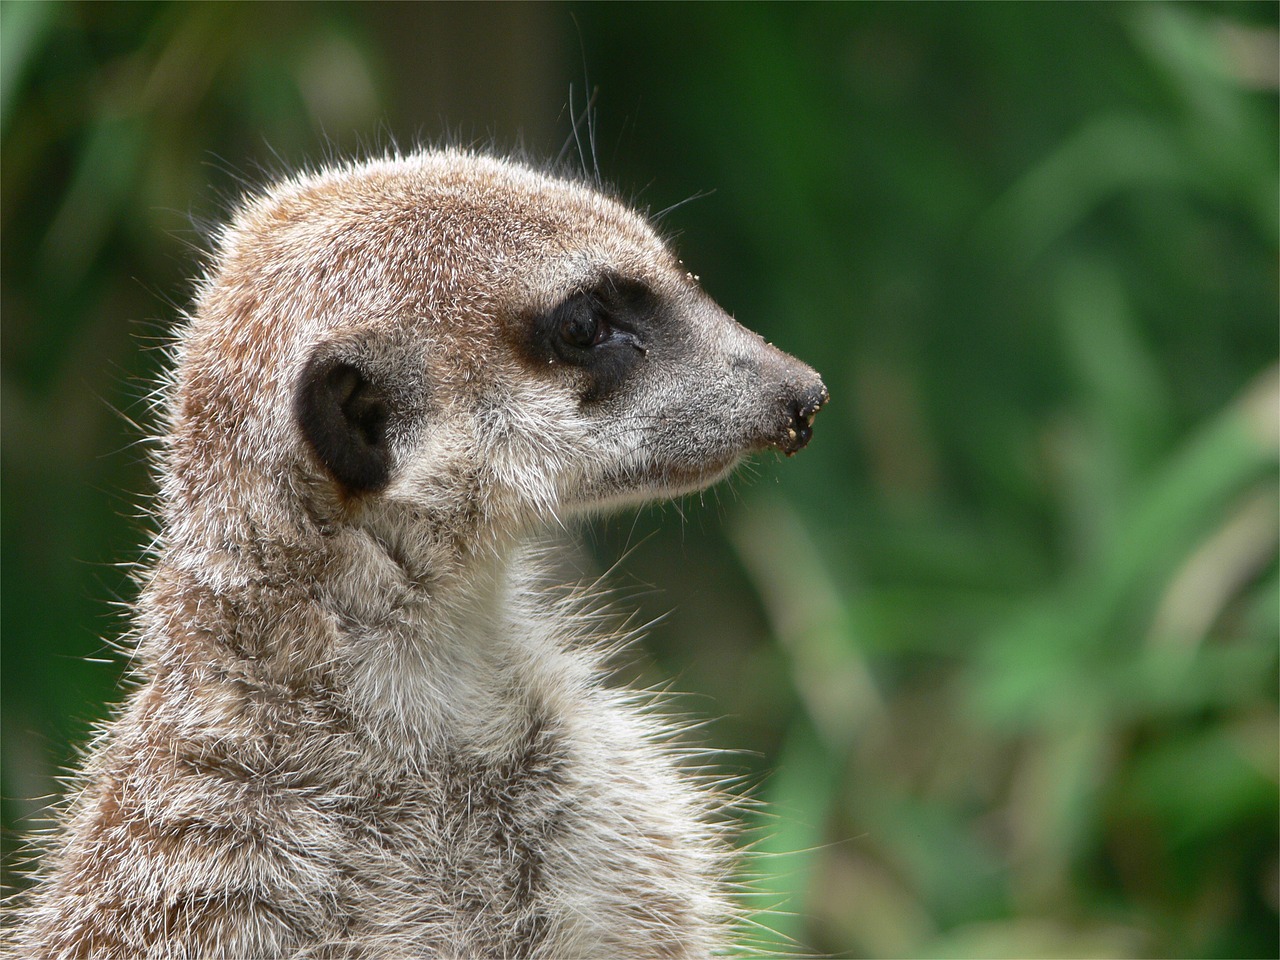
top-left (170, 150), bottom-right (825, 557)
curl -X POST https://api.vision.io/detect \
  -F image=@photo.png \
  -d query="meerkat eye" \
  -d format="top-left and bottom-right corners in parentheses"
top-left (559, 300), bottom-right (608, 350)
top-left (520, 274), bottom-right (654, 400)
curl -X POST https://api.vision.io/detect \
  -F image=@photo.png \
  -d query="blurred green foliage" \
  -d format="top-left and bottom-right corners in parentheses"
top-left (2, 3), bottom-right (1276, 957)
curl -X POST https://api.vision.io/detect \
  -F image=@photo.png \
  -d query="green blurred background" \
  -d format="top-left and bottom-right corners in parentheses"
top-left (3, 2), bottom-right (1277, 956)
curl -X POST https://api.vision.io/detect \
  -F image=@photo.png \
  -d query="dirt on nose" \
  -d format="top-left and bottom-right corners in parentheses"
top-left (778, 380), bottom-right (829, 455)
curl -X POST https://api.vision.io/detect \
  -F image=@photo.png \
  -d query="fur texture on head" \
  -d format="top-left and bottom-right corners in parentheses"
top-left (7, 149), bottom-right (826, 959)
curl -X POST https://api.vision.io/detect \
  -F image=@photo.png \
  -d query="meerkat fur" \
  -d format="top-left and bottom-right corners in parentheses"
top-left (6, 149), bottom-right (827, 959)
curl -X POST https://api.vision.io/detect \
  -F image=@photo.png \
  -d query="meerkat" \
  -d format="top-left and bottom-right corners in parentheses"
top-left (7, 149), bottom-right (826, 959)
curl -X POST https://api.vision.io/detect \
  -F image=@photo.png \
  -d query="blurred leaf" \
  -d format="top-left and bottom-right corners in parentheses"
top-left (925, 917), bottom-right (1146, 960)
top-left (1117, 724), bottom-right (1277, 846)
top-left (977, 113), bottom-right (1191, 268)
top-left (750, 716), bottom-right (841, 953)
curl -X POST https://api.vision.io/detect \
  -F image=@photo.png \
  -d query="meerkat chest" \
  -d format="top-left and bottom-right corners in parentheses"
top-left (331, 722), bottom-right (569, 955)
top-left (334, 710), bottom-right (714, 958)
top-left (332, 654), bottom-right (714, 955)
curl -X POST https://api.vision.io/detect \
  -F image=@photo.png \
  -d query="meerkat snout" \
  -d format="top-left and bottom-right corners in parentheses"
top-left (10, 149), bottom-right (827, 959)
top-left (719, 327), bottom-right (828, 458)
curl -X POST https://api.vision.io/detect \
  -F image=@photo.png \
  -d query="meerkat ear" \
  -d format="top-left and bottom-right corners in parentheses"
top-left (295, 354), bottom-right (392, 494)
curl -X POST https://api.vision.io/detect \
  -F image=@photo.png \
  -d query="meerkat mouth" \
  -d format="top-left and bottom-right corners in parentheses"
top-left (651, 454), bottom-right (742, 495)
top-left (588, 450), bottom-right (744, 507)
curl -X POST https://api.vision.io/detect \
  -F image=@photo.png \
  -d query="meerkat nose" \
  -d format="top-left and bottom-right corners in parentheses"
top-left (778, 379), bottom-right (828, 456)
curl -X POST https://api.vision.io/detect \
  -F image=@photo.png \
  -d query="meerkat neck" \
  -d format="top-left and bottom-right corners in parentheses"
top-left (341, 543), bottom-right (545, 754)
top-left (141, 494), bottom-right (563, 762)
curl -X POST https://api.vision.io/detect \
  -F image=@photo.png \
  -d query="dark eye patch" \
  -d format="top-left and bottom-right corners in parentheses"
top-left (522, 272), bottom-right (657, 401)
top-left (600, 275), bottom-right (656, 315)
